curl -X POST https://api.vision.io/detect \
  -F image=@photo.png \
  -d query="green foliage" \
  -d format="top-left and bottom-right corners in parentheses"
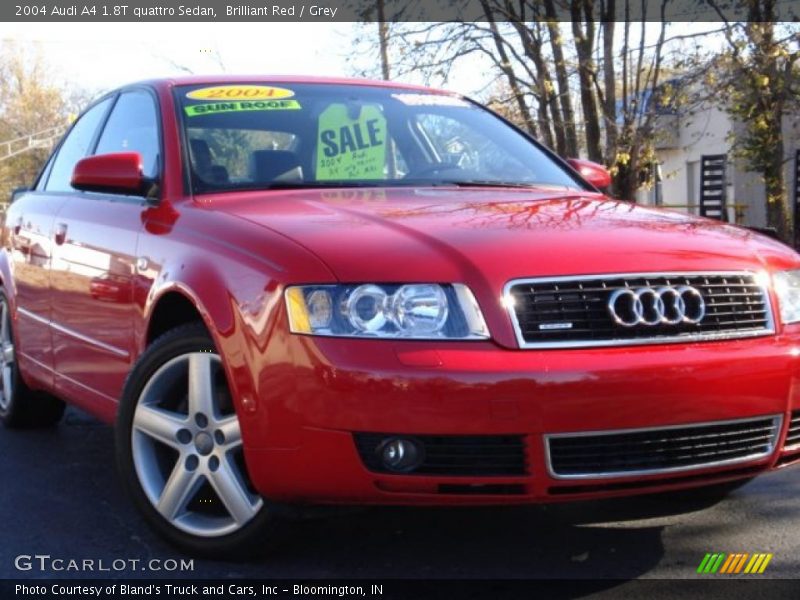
top-left (715, 16), bottom-right (799, 240)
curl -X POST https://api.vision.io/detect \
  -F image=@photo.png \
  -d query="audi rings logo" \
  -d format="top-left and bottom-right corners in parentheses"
top-left (607, 286), bottom-right (706, 327)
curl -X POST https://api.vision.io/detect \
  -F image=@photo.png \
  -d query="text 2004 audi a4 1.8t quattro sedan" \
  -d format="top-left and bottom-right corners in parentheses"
top-left (3, 76), bottom-right (800, 555)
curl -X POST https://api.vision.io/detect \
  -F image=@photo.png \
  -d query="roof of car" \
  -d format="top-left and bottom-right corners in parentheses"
top-left (137, 75), bottom-right (456, 96)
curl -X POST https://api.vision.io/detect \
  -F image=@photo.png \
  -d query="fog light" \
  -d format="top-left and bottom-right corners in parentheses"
top-left (378, 437), bottom-right (424, 473)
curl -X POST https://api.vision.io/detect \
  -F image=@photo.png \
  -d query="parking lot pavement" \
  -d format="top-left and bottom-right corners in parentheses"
top-left (1, 407), bottom-right (799, 584)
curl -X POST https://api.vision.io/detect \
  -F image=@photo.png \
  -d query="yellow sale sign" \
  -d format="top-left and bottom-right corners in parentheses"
top-left (316, 104), bottom-right (387, 180)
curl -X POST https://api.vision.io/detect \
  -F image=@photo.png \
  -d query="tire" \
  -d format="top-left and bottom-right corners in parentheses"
top-left (115, 323), bottom-right (281, 557)
top-left (0, 292), bottom-right (65, 428)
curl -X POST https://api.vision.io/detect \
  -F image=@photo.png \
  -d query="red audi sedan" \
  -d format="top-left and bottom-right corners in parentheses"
top-left (3, 76), bottom-right (800, 556)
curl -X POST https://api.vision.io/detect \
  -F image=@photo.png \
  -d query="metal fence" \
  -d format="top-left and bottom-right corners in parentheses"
top-left (0, 125), bottom-right (66, 163)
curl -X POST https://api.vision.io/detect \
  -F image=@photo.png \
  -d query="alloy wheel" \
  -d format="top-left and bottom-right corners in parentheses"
top-left (0, 298), bottom-right (15, 411)
top-left (131, 352), bottom-right (262, 537)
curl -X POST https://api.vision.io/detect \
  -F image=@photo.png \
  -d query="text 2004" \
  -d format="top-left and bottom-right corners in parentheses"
top-left (15, 5), bottom-right (48, 16)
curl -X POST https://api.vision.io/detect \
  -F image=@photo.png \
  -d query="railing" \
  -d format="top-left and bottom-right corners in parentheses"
top-left (0, 125), bottom-right (67, 162)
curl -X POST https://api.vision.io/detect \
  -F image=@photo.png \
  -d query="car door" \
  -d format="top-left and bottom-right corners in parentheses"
top-left (5, 98), bottom-right (113, 391)
top-left (50, 89), bottom-right (161, 411)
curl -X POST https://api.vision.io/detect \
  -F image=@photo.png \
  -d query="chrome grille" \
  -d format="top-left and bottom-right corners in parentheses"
top-left (546, 416), bottom-right (781, 479)
top-left (785, 412), bottom-right (800, 450)
top-left (506, 272), bottom-right (774, 349)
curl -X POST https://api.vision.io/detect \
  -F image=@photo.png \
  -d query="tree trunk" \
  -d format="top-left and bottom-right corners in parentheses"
top-left (480, 0), bottom-right (539, 137)
top-left (750, 13), bottom-right (789, 240)
top-left (548, 95), bottom-right (566, 155)
top-left (600, 7), bottom-right (617, 164)
top-left (538, 30), bottom-right (567, 155)
top-left (376, 0), bottom-right (390, 80)
top-left (506, 18), bottom-right (559, 149)
top-left (734, 10), bottom-right (792, 242)
top-left (536, 97), bottom-right (555, 149)
top-left (544, 19), bottom-right (578, 157)
top-left (765, 144), bottom-right (790, 240)
top-left (617, 139), bottom-right (640, 202)
top-left (535, 46), bottom-right (565, 153)
top-left (571, 0), bottom-right (603, 163)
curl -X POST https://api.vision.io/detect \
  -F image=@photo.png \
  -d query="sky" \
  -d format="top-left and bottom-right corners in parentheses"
top-left (1, 23), bottom-right (363, 96)
top-left (0, 21), bottom-right (726, 105)
top-left (0, 21), bottom-right (511, 100)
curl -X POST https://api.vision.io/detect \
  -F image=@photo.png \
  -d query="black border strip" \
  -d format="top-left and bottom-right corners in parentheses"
top-left (3, 578), bottom-right (800, 600)
top-left (4, 0), bottom-right (800, 23)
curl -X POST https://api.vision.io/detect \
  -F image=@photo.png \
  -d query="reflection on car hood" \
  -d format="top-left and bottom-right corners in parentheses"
top-left (211, 186), bottom-right (797, 284)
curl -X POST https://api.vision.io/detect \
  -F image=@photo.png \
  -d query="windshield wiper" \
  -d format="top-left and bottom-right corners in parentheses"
top-left (433, 180), bottom-right (573, 190)
top-left (197, 180), bottom-right (576, 194)
top-left (259, 181), bottom-right (389, 190)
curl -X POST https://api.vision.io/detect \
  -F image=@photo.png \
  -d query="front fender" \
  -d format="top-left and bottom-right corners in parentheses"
top-left (136, 202), bottom-right (337, 449)
top-left (139, 251), bottom-right (291, 450)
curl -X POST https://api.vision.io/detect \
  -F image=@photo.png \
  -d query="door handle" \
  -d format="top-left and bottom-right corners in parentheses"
top-left (54, 222), bottom-right (67, 245)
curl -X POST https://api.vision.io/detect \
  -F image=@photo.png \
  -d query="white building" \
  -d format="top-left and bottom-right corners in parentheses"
top-left (636, 100), bottom-right (800, 233)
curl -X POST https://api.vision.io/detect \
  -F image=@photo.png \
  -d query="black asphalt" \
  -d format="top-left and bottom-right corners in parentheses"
top-left (1, 407), bottom-right (799, 593)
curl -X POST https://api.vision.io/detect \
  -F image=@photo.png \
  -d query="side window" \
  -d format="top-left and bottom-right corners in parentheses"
top-left (34, 154), bottom-right (55, 191)
top-left (44, 97), bottom-right (112, 192)
top-left (95, 91), bottom-right (160, 179)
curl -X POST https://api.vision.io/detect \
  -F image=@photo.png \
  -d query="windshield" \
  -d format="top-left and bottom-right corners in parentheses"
top-left (176, 83), bottom-right (584, 193)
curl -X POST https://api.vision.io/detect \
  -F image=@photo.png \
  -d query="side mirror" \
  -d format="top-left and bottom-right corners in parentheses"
top-left (566, 158), bottom-right (612, 190)
top-left (71, 152), bottom-right (145, 195)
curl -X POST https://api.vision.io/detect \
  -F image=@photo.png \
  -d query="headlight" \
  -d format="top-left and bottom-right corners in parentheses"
top-left (285, 283), bottom-right (490, 339)
top-left (773, 269), bottom-right (800, 324)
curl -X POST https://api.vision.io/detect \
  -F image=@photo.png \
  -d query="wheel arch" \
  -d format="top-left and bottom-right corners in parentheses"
top-left (144, 288), bottom-right (206, 346)
top-left (141, 278), bottom-right (232, 355)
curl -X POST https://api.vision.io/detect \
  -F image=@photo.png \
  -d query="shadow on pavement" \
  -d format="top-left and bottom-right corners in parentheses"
top-left (0, 406), bottom-right (772, 592)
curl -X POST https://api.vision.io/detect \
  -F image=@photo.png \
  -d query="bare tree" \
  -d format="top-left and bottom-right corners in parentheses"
top-left (347, 5), bottom-right (708, 202)
top-left (544, 0), bottom-right (579, 156)
top-left (479, 1), bottom-right (539, 136)
top-left (570, 0), bottom-right (603, 163)
top-left (376, 0), bottom-right (391, 80)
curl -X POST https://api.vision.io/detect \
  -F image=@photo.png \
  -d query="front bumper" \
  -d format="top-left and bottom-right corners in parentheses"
top-left (238, 328), bottom-right (800, 505)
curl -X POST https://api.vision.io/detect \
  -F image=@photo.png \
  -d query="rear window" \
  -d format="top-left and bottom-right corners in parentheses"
top-left (176, 82), bottom-right (582, 193)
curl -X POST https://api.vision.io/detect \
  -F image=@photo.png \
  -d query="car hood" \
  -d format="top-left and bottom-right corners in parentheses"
top-left (211, 187), bottom-right (799, 348)
top-left (212, 187), bottom-right (798, 283)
